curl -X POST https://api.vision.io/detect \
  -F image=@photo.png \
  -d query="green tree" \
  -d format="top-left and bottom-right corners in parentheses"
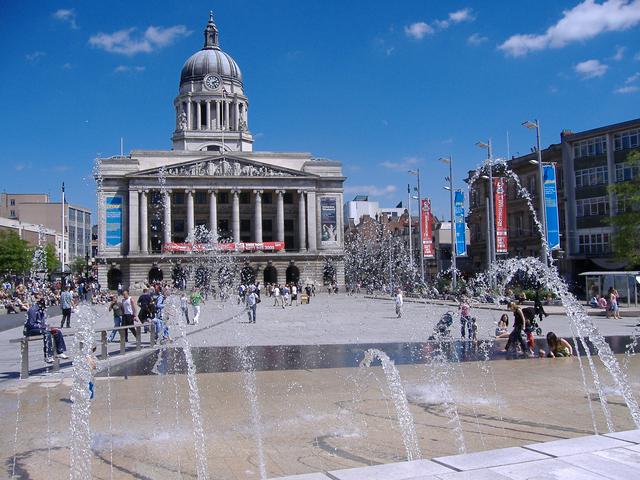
top-left (609, 150), bottom-right (640, 266)
top-left (0, 230), bottom-right (31, 274)
top-left (70, 255), bottom-right (87, 275)
top-left (44, 243), bottom-right (61, 274)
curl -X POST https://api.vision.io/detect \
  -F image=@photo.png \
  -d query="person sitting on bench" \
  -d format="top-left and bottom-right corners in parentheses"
top-left (24, 297), bottom-right (68, 364)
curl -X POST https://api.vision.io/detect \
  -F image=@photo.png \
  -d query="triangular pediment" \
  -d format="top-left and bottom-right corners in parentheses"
top-left (130, 155), bottom-right (313, 178)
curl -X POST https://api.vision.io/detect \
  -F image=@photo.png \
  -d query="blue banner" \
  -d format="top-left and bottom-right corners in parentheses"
top-left (454, 190), bottom-right (467, 257)
top-left (105, 196), bottom-right (123, 247)
top-left (543, 164), bottom-right (560, 250)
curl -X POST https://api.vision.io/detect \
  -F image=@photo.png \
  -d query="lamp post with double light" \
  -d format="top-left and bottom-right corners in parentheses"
top-left (522, 119), bottom-right (548, 264)
top-left (438, 156), bottom-right (456, 290)
top-left (408, 168), bottom-right (425, 283)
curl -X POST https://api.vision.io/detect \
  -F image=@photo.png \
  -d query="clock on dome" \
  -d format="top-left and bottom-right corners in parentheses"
top-left (203, 74), bottom-right (221, 91)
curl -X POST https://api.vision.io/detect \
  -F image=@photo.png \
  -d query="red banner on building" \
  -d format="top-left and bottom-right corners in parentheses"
top-left (494, 178), bottom-right (508, 254)
top-left (421, 198), bottom-right (434, 258)
top-left (162, 241), bottom-right (285, 253)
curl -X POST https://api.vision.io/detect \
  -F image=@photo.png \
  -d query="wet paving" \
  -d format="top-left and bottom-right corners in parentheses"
top-left (104, 335), bottom-right (638, 377)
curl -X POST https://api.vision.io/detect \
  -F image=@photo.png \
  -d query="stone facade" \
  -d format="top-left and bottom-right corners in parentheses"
top-left (96, 12), bottom-right (345, 290)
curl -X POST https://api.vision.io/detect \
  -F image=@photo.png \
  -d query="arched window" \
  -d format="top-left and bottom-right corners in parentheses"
top-left (107, 268), bottom-right (122, 290)
top-left (263, 265), bottom-right (277, 285)
top-left (148, 267), bottom-right (163, 283)
top-left (286, 264), bottom-right (300, 284)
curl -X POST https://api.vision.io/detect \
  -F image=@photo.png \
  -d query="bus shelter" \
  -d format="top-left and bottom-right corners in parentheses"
top-left (579, 271), bottom-right (640, 307)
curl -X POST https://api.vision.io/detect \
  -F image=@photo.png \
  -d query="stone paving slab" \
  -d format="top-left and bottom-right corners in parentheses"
top-left (327, 459), bottom-right (453, 480)
top-left (523, 434), bottom-right (632, 457)
top-left (270, 474), bottom-right (331, 480)
top-left (604, 429), bottom-right (640, 443)
top-left (561, 451), bottom-right (640, 478)
top-left (436, 470), bottom-right (513, 479)
top-left (490, 458), bottom-right (605, 479)
top-left (433, 446), bottom-right (548, 471)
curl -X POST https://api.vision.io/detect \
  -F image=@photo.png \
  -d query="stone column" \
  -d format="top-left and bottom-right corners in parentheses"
top-left (232, 190), bottom-right (241, 243)
top-left (196, 101), bottom-right (201, 130)
top-left (128, 189), bottom-right (139, 254)
top-left (234, 101), bottom-right (240, 131)
top-left (225, 101), bottom-right (230, 130)
top-left (215, 101), bottom-right (220, 130)
top-left (163, 190), bottom-right (172, 244)
top-left (276, 190), bottom-right (285, 243)
top-left (206, 101), bottom-right (211, 130)
top-left (139, 189), bottom-right (148, 254)
top-left (253, 190), bottom-right (263, 243)
top-left (186, 189), bottom-right (195, 241)
top-left (306, 190), bottom-right (317, 252)
top-left (297, 190), bottom-right (306, 252)
top-left (208, 189), bottom-right (218, 243)
top-left (186, 101), bottom-right (192, 130)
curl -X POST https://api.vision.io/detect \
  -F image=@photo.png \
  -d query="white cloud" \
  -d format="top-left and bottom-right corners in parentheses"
top-left (404, 22), bottom-right (433, 40)
top-left (449, 8), bottom-right (475, 24)
top-left (612, 45), bottom-right (626, 60)
top-left (25, 51), bottom-right (45, 63)
top-left (499, 0), bottom-right (640, 57)
top-left (615, 85), bottom-right (639, 93)
top-left (62, 62), bottom-right (73, 69)
top-left (344, 184), bottom-right (397, 196)
top-left (574, 59), bottom-right (609, 78)
top-left (467, 33), bottom-right (488, 45)
top-left (89, 25), bottom-right (190, 55)
top-left (53, 8), bottom-right (78, 29)
top-left (114, 65), bottom-right (145, 73)
top-left (380, 156), bottom-right (420, 171)
top-left (625, 71), bottom-right (640, 82)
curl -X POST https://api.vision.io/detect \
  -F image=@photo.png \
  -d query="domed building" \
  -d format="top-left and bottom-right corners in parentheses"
top-left (96, 12), bottom-right (345, 289)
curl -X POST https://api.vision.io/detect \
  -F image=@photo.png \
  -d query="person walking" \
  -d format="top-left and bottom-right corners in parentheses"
top-left (273, 285), bottom-right (281, 307)
top-left (504, 302), bottom-right (530, 356)
top-left (190, 289), bottom-right (202, 324)
top-left (60, 286), bottom-right (74, 328)
top-left (180, 292), bottom-right (190, 324)
top-left (246, 289), bottom-right (258, 323)
top-left (121, 290), bottom-right (138, 343)
top-left (394, 288), bottom-right (403, 318)
top-left (107, 295), bottom-right (123, 342)
top-left (291, 284), bottom-right (298, 306)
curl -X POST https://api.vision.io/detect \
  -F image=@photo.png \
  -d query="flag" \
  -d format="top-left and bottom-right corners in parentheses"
top-left (396, 201), bottom-right (403, 208)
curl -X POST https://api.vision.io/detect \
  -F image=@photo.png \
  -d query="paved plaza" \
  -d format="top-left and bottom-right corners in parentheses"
top-left (0, 294), bottom-right (639, 478)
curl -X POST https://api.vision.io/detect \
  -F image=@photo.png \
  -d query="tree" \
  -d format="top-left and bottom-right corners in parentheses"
top-left (609, 150), bottom-right (640, 266)
top-left (44, 243), bottom-right (61, 274)
top-left (0, 230), bottom-right (31, 274)
top-left (70, 255), bottom-right (87, 275)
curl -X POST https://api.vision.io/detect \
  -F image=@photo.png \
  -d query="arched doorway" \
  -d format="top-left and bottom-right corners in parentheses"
top-left (286, 264), bottom-right (300, 284)
top-left (107, 268), bottom-right (122, 290)
top-left (263, 265), bottom-right (277, 285)
top-left (148, 267), bottom-right (163, 283)
top-left (240, 265), bottom-right (256, 285)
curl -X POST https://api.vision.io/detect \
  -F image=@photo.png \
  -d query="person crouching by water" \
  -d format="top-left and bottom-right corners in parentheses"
top-left (542, 332), bottom-right (573, 358)
top-left (24, 297), bottom-right (68, 363)
top-left (503, 302), bottom-right (530, 357)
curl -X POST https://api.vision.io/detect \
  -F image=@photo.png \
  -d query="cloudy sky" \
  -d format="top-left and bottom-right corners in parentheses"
top-left (2, 0), bottom-right (640, 219)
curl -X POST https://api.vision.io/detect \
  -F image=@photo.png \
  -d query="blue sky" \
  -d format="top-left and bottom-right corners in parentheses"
top-left (2, 0), bottom-right (640, 220)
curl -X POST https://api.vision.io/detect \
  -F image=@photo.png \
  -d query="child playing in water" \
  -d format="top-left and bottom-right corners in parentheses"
top-left (544, 332), bottom-right (573, 358)
top-left (495, 314), bottom-right (510, 338)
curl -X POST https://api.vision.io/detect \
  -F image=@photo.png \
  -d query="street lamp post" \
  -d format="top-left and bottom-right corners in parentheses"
top-left (439, 156), bottom-right (456, 290)
top-left (408, 169), bottom-right (425, 283)
top-left (476, 140), bottom-right (496, 267)
top-left (523, 119), bottom-right (548, 264)
top-left (407, 184), bottom-right (414, 269)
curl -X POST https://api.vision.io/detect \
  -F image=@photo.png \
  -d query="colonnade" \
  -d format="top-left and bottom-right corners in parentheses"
top-left (180, 97), bottom-right (246, 131)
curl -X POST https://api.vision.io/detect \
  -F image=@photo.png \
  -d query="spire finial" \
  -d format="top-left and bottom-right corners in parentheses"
top-left (203, 10), bottom-right (219, 49)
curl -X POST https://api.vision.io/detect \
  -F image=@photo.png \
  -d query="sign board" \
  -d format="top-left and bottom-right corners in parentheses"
top-left (162, 241), bottom-right (285, 253)
top-left (421, 198), bottom-right (434, 258)
top-left (454, 190), bottom-right (467, 257)
top-left (105, 196), bottom-right (123, 247)
top-left (543, 163), bottom-right (561, 250)
top-left (494, 178), bottom-right (508, 254)
top-left (320, 197), bottom-right (338, 243)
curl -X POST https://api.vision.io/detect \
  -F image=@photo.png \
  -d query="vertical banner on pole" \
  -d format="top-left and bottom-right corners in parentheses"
top-left (543, 163), bottom-right (561, 250)
top-left (421, 198), bottom-right (434, 258)
top-left (493, 178), bottom-right (508, 254)
top-left (454, 190), bottom-right (467, 257)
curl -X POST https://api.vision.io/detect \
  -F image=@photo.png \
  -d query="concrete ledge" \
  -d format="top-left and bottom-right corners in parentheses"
top-left (433, 446), bottom-right (549, 471)
top-left (327, 459), bottom-right (452, 480)
top-left (603, 429), bottom-right (640, 444)
top-left (270, 474), bottom-right (332, 480)
top-left (523, 434), bottom-right (633, 457)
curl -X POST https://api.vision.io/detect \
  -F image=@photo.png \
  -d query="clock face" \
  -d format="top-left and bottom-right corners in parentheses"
top-left (204, 74), bottom-right (221, 90)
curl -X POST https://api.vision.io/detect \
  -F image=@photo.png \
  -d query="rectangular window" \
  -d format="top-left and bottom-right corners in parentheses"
top-left (173, 192), bottom-right (185, 205)
top-left (528, 176), bottom-right (537, 196)
top-left (614, 128), bottom-right (640, 150)
top-left (10, 209), bottom-right (15, 217)
top-left (578, 233), bottom-right (611, 255)
top-left (240, 192), bottom-right (250, 204)
top-left (195, 191), bottom-right (207, 204)
top-left (575, 166), bottom-right (608, 187)
top-left (516, 214), bottom-right (524, 236)
top-left (262, 192), bottom-right (273, 204)
top-left (263, 219), bottom-right (272, 231)
top-left (283, 192), bottom-right (293, 204)
top-left (615, 162), bottom-right (640, 182)
top-left (284, 219), bottom-right (294, 231)
top-left (240, 219), bottom-right (250, 231)
top-left (9, 199), bottom-right (15, 206)
top-left (576, 196), bottom-right (610, 217)
top-left (173, 219), bottom-right (185, 232)
top-left (218, 192), bottom-right (229, 204)
top-left (573, 136), bottom-right (607, 158)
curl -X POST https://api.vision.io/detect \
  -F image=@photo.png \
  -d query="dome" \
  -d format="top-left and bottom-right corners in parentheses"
top-left (180, 48), bottom-right (242, 85)
top-left (179, 12), bottom-right (242, 86)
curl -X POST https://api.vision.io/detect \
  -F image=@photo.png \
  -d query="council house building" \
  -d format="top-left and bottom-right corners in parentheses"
top-left (96, 13), bottom-right (345, 290)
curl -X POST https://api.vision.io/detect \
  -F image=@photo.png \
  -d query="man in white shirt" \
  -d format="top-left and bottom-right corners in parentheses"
top-left (395, 288), bottom-right (403, 318)
top-left (246, 290), bottom-right (257, 323)
top-left (273, 286), bottom-right (281, 307)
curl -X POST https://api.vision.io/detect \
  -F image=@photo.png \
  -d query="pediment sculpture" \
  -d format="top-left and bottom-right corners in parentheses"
top-left (163, 158), bottom-right (297, 177)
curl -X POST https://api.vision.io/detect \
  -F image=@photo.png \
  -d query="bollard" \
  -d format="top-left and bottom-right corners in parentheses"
top-left (53, 355), bottom-right (60, 372)
top-left (135, 326), bottom-right (141, 350)
top-left (101, 331), bottom-right (108, 360)
top-left (20, 338), bottom-right (29, 379)
top-left (150, 322), bottom-right (156, 347)
top-left (120, 329), bottom-right (126, 354)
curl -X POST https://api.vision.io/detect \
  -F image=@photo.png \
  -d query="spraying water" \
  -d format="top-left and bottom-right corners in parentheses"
top-left (360, 349), bottom-right (422, 461)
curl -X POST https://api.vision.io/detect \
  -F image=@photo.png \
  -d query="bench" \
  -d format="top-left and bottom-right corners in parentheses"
top-left (11, 323), bottom-right (157, 379)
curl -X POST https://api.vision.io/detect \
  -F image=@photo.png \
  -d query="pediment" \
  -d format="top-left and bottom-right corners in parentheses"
top-left (131, 155), bottom-right (311, 178)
